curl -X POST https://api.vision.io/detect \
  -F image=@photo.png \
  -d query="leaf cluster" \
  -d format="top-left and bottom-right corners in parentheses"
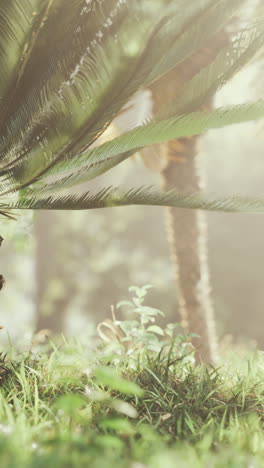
top-left (0, 0), bottom-right (263, 214)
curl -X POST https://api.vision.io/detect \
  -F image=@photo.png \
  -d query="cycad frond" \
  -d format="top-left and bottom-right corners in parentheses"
top-left (0, 0), bottom-right (262, 214)
top-left (2, 186), bottom-right (264, 215)
top-left (13, 100), bottom-right (264, 197)
top-left (156, 26), bottom-right (264, 119)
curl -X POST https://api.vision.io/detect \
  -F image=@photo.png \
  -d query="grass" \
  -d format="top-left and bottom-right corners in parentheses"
top-left (0, 339), bottom-right (263, 466)
top-left (0, 288), bottom-right (264, 467)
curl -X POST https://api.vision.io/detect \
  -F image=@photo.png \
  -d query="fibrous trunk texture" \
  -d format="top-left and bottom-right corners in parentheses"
top-left (150, 33), bottom-right (228, 364)
top-left (162, 138), bottom-right (217, 363)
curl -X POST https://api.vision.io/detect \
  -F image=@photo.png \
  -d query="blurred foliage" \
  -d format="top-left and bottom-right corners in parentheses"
top-left (97, 285), bottom-right (193, 364)
top-left (33, 192), bottom-right (175, 331)
top-left (0, 212), bottom-right (33, 252)
top-left (0, 291), bottom-right (263, 467)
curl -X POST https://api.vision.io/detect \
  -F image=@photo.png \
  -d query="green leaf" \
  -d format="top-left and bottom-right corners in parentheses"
top-left (99, 418), bottom-right (135, 435)
top-left (129, 285), bottom-right (153, 297)
top-left (95, 435), bottom-right (124, 450)
top-left (116, 300), bottom-right (134, 309)
top-left (54, 394), bottom-right (84, 415)
top-left (147, 326), bottom-right (165, 336)
top-left (111, 399), bottom-right (138, 419)
top-left (95, 367), bottom-right (144, 397)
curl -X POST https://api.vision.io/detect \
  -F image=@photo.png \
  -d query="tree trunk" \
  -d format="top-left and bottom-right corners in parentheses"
top-left (162, 138), bottom-right (217, 363)
top-left (34, 211), bottom-right (74, 333)
top-left (149, 33), bottom-right (228, 363)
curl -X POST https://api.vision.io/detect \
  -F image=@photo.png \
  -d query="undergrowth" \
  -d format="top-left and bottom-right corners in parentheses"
top-left (0, 287), bottom-right (263, 467)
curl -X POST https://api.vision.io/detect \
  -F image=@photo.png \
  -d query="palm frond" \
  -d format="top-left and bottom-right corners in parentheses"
top-left (145, 0), bottom-right (244, 84)
top-left (0, 0), bottom-right (43, 99)
top-left (0, 0), bottom-right (244, 189)
top-left (4, 19), bottom-right (263, 197)
top-left (14, 100), bottom-right (264, 197)
top-left (0, 210), bottom-right (16, 220)
top-left (0, 0), bottom-right (54, 127)
top-left (3, 185), bottom-right (264, 215)
top-left (156, 25), bottom-right (264, 119)
top-left (0, 1), bottom-right (163, 171)
top-left (0, 0), bottom-right (262, 216)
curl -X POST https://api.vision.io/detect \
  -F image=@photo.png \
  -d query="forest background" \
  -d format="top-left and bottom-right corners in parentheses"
top-left (1, 62), bottom-right (263, 350)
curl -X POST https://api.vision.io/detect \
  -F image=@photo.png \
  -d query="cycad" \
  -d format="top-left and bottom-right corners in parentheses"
top-left (0, 0), bottom-right (263, 212)
top-left (0, 1), bottom-right (264, 355)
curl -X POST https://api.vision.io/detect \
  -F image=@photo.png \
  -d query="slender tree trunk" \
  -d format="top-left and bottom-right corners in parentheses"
top-left (34, 211), bottom-right (73, 333)
top-left (162, 138), bottom-right (217, 363)
top-left (150, 33), bottom-right (228, 363)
